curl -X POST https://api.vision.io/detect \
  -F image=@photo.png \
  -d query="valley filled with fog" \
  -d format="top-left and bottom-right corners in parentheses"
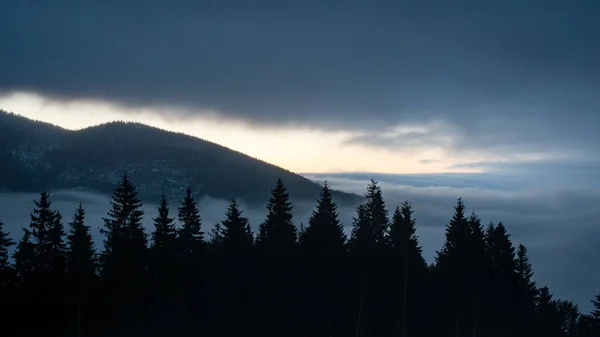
top-left (2, 173), bottom-right (598, 312)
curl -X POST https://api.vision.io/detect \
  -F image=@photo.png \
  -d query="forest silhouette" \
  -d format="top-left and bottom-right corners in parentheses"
top-left (0, 172), bottom-right (598, 337)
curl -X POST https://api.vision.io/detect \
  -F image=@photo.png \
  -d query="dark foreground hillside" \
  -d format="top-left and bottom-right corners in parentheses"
top-left (0, 110), bottom-right (360, 206)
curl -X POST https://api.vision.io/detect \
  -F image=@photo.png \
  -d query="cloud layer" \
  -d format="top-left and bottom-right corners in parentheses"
top-left (1, 1), bottom-right (599, 160)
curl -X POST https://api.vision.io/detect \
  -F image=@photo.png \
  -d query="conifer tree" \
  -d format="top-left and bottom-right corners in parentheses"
top-left (0, 218), bottom-right (14, 273)
top-left (364, 179), bottom-right (388, 244)
top-left (0, 219), bottom-right (15, 303)
top-left (256, 178), bottom-right (297, 252)
top-left (66, 204), bottom-right (97, 337)
top-left (100, 172), bottom-right (148, 324)
top-left (150, 195), bottom-right (178, 320)
top-left (178, 187), bottom-right (204, 257)
top-left (255, 178), bottom-right (297, 333)
top-left (485, 222), bottom-right (519, 336)
top-left (67, 204), bottom-right (97, 287)
top-left (589, 294), bottom-right (600, 337)
top-left (349, 180), bottom-right (390, 337)
top-left (349, 204), bottom-right (373, 255)
top-left (516, 243), bottom-right (538, 337)
top-left (20, 192), bottom-right (68, 334)
top-left (11, 229), bottom-right (36, 334)
top-left (387, 201), bottom-right (428, 337)
top-left (217, 199), bottom-right (255, 326)
top-left (28, 191), bottom-right (65, 273)
top-left (557, 300), bottom-right (580, 336)
top-left (13, 229), bottom-right (35, 279)
top-left (433, 198), bottom-right (472, 337)
top-left (152, 195), bottom-right (177, 252)
top-left (176, 187), bottom-right (206, 314)
top-left (209, 222), bottom-right (224, 247)
top-left (220, 199), bottom-right (253, 259)
top-left (301, 182), bottom-right (347, 336)
top-left (535, 286), bottom-right (563, 337)
top-left (466, 211), bottom-right (487, 337)
top-left (303, 182), bottom-right (346, 256)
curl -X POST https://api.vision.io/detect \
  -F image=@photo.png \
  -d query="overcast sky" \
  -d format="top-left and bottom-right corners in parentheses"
top-left (1, 0), bottom-right (600, 311)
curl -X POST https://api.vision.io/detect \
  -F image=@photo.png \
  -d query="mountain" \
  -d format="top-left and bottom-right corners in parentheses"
top-left (0, 110), bottom-right (361, 206)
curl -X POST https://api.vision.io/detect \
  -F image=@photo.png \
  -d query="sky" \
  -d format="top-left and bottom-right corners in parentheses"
top-left (1, 0), bottom-right (600, 311)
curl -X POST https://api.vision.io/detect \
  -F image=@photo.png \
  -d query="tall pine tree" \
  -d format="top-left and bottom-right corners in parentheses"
top-left (466, 211), bottom-right (488, 337)
top-left (350, 179), bottom-right (390, 337)
top-left (516, 243), bottom-right (538, 337)
top-left (177, 187), bottom-right (205, 315)
top-left (387, 202), bottom-right (428, 337)
top-left (255, 178), bottom-right (298, 334)
top-left (220, 199), bottom-right (254, 259)
top-left (66, 204), bottom-right (97, 337)
top-left (100, 172), bottom-right (148, 327)
top-left (485, 222), bottom-right (519, 337)
top-left (256, 178), bottom-right (297, 252)
top-left (301, 182), bottom-right (347, 337)
top-left (433, 198), bottom-right (472, 337)
top-left (150, 194), bottom-right (178, 324)
top-left (0, 218), bottom-right (15, 309)
top-left (27, 191), bottom-right (65, 274)
top-left (19, 192), bottom-right (69, 334)
top-left (215, 199), bottom-right (255, 333)
top-left (178, 187), bottom-right (204, 258)
top-left (0, 218), bottom-right (14, 276)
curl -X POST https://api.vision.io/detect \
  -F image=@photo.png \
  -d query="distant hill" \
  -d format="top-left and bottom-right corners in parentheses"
top-left (0, 110), bottom-right (361, 206)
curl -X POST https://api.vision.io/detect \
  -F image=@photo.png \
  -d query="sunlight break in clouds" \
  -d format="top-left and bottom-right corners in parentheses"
top-left (0, 91), bottom-right (492, 174)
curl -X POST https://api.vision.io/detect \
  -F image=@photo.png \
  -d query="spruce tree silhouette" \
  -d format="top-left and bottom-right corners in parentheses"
top-left (25, 192), bottom-right (69, 334)
top-left (485, 222), bottom-right (519, 336)
top-left (388, 202), bottom-right (428, 337)
top-left (466, 211), bottom-right (487, 337)
top-left (0, 218), bottom-right (14, 273)
top-left (350, 179), bottom-right (389, 337)
top-left (434, 198), bottom-right (472, 337)
top-left (256, 178), bottom-right (297, 336)
top-left (150, 194), bottom-right (178, 324)
top-left (176, 186), bottom-right (205, 318)
top-left (100, 172), bottom-right (148, 330)
top-left (0, 218), bottom-right (15, 328)
top-left (301, 182), bottom-right (347, 337)
top-left (66, 204), bottom-right (98, 337)
top-left (215, 200), bottom-right (255, 333)
top-left (516, 243), bottom-right (538, 337)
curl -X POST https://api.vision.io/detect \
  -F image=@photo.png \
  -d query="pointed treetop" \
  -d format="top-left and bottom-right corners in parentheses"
top-left (178, 186), bottom-right (204, 253)
top-left (389, 201), bottom-right (419, 248)
top-left (435, 198), bottom-right (473, 267)
top-left (257, 178), bottom-right (296, 250)
top-left (364, 179), bottom-right (389, 244)
top-left (516, 243), bottom-right (535, 290)
top-left (303, 181), bottom-right (346, 254)
top-left (221, 199), bottom-right (253, 257)
top-left (152, 194), bottom-right (177, 250)
top-left (67, 203), bottom-right (97, 281)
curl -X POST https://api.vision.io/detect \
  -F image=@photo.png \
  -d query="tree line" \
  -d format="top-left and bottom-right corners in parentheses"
top-left (0, 172), bottom-right (599, 337)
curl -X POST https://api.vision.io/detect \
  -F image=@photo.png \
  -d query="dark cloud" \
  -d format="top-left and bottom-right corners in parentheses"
top-left (1, 1), bottom-right (599, 139)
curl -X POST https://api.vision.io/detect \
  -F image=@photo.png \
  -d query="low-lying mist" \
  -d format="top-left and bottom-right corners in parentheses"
top-left (2, 174), bottom-right (599, 312)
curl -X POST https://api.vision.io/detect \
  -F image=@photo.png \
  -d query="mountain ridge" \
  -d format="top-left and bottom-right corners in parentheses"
top-left (0, 110), bottom-right (361, 206)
